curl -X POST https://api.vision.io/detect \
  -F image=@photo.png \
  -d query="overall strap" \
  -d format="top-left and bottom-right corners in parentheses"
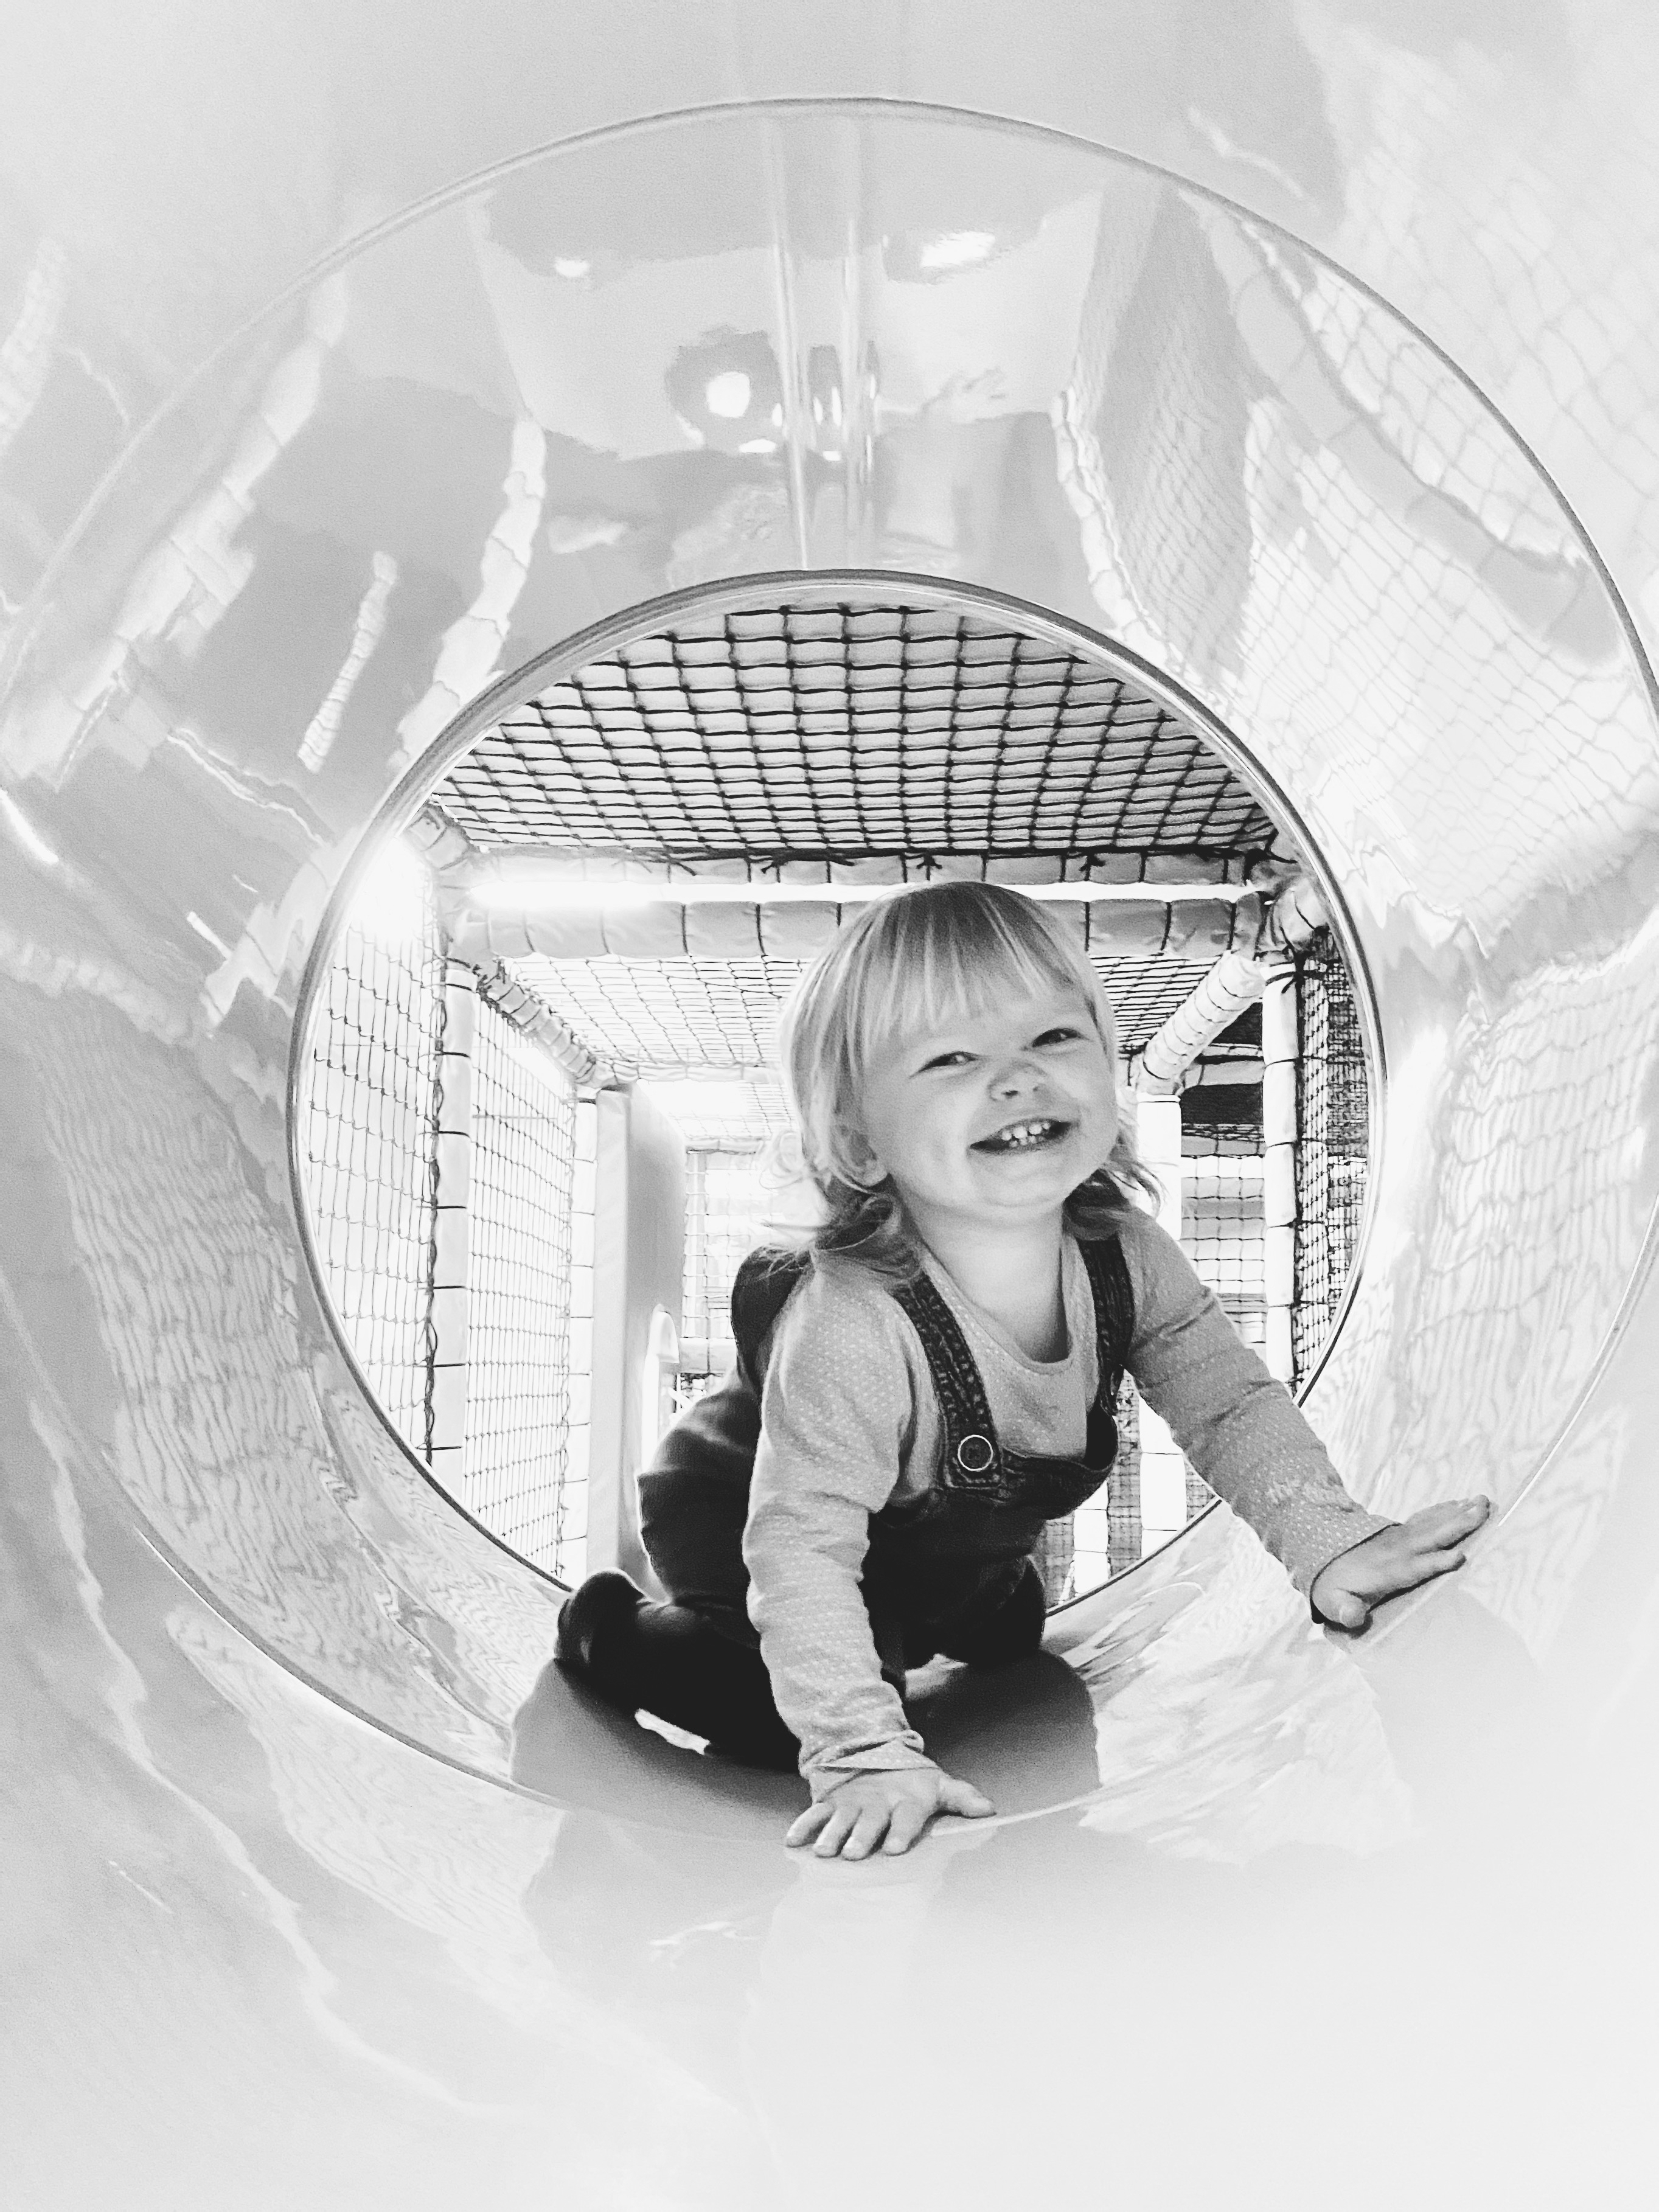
top-left (889, 1273), bottom-right (1006, 1487)
top-left (891, 1236), bottom-right (1135, 1490)
top-left (1077, 1233), bottom-right (1135, 1409)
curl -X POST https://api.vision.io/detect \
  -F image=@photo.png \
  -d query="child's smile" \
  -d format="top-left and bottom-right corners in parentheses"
top-left (972, 1115), bottom-right (1071, 1154)
top-left (853, 983), bottom-right (1119, 1232)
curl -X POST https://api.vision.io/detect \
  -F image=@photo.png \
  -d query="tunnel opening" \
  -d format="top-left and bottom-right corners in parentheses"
top-left (296, 583), bottom-right (1373, 1604)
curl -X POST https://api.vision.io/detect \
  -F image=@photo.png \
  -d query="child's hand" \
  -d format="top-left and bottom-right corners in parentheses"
top-left (1310, 1496), bottom-right (1492, 1630)
top-left (785, 1766), bottom-right (995, 1859)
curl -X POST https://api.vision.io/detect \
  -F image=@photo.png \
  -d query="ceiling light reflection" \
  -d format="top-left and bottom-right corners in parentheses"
top-left (704, 370), bottom-right (753, 419)
top-left (349, 838), bottom-right (430, 944)
top-left (918, 230), bottom-right (996, 272)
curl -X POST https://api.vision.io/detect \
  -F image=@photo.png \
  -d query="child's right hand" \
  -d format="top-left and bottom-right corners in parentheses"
top-left (786, 1766), bottom-right (996, 1859)
top-left (1310, 1494), bottom-right (1491, 1629)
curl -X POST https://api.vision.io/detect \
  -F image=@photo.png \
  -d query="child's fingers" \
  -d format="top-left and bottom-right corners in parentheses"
top-left (1352, 1537), bottom-right (1469, 1602)
top-left (1317, 1587), bottom-right (1371, 1630)
top-left (1358, 1537), bottom-right (1467, 1592)
top-left (1418, 1545), bottom-right (1468, 1579)
top-left (937, 1777), bottom-right (996, 1818)
top-left (811, 1805), bottom-right (861, 1858)
top-left (1405, 1498), bottom-right (1490, 1547)
top-left (882, 1801), bottom-right (933, 1855)
top-left (1383, 1545), bottom-right (1467, 1593)
top-left (1316, 1497), bottom-right (1490, 1626)
top-left (840, 1806), bottom-right (894, 1860)
top-left (1410, 1532), bottom-right (1476, 1571)
top-left (786, 1804), bottom-right (835, 1849)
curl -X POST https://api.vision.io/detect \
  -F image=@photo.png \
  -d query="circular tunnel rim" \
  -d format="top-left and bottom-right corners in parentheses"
top-left (287, 564), bottom-right (1391, 1611)
top-left (24, 92), bottom-right (1656, 1806)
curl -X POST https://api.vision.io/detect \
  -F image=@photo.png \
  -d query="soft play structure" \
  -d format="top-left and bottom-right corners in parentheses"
top-left (3, 8), bottom-right (1657, 2207)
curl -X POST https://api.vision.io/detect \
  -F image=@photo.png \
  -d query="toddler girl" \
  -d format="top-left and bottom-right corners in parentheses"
top-left (557, 882), bottom-right (1488, 1857)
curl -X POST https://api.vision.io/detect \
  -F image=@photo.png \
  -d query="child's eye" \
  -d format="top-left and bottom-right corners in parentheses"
top-left (919, 1049), bottom-right (974, 1071)
top-left (1034, 1027), bottom-right (1085, 1048)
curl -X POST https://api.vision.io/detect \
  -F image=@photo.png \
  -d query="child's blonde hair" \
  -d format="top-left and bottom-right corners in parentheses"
top-left (777, 880), bottom-right (1156, 1272)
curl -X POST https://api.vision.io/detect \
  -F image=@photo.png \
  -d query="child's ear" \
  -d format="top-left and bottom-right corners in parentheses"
top-left (842, 1129), bottom-right (886, 1187)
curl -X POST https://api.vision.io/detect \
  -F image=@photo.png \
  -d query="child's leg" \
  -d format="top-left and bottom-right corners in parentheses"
top-left (930, 1557), bottom-right (1048, 1669)
top-left (628, 1602), bottom-right (801, 1767)
top-left (557, 1572), bottom-right (799, 1770)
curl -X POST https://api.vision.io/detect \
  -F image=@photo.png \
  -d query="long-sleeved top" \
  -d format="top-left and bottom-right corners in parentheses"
top-left (739, 1209), bottom-right (1391, 1799)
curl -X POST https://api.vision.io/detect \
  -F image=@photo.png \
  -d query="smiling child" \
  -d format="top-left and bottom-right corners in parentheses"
top-left (557, 882), bottom-right (1489, 1857)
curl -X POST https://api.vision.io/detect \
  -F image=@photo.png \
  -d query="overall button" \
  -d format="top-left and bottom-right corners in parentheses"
top-left (955, 1434), bottom-right (996, 1475)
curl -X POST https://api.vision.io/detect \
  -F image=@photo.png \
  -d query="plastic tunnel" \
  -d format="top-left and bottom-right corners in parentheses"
top-left (4, 8), bottom-right (1658, 2207)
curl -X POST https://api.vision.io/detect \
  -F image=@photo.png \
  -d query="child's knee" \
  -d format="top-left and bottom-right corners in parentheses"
top-left (938, 1559), bottom-right (1048, 1668)
top-left (555, 1570), bottom-right (646, 1702)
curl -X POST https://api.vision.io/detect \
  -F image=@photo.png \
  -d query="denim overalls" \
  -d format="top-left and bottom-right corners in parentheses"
top-left (704, 1234), bottom-right (1136, 1679)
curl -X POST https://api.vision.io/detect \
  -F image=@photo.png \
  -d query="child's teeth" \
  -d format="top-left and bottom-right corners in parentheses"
top-left (996, 1120), bottom-right (1052, 1147)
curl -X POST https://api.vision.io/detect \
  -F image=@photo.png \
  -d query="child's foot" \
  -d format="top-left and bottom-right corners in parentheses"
top-left (555, 1570), bottom-right (645, 1674)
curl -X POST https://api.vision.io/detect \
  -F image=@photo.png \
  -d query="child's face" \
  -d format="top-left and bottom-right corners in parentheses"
top-left (850, 982), bottom-right (1119, 1234)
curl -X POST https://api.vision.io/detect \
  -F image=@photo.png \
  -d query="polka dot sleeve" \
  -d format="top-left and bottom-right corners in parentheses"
top-left (1117, 1209), bottom-right (1393, 1592)
top-left (742, 1264), bottom-right (937, 1798)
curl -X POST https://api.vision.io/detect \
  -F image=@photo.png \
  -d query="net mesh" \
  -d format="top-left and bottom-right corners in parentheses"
top-left (463, 1002), bottom-right (579, 1572)
top-left (1293, 930), bottom-right (1370, 1386)
top-left (639, 1077), bottom-right (791, 1150)
top-left (561, 1099), bottom-right (597, 1585)
top-left (436, 603), bottom-right (1279, 867)
top-left (300, 883), bottom-right (444, 1461)
top-left (500, 948), bottom-right (1220, 1083)
top-left (1067, 1383), bottom-right (1147, 1601)
top-left (510, 955), bottom-right (804, 1077)
top-left (682, 1150), bottom-right (769, 1355)
top-left (1186, 1158), bottom-right (1267, 1345)
top-left (300, 868), bottom-right (590, 1579)
top-left (300, 599), bottom-right (1369, 1600)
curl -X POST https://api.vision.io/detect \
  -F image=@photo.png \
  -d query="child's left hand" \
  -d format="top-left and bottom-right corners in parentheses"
top-left (1309, 1495), bottom-right (1491, 1630)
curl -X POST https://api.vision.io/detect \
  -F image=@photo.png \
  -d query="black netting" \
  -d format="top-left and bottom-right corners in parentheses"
top-left (498, 948), bottom-right (1218, 1081)
top-left (1293, 930), bottom-right (1369, 1385)
top-left (681, 1150), bottom-right (767, 1351)
top-left (435, 604), bottom-right (1278, 867)
top-left (1182, 1117), bottom-right (1265, 1155)
top-left (301, 884), bottom-right (444, 1460)
top-left (302, 593), bottom-right (1375, 1603)
top-left (1065, 1383), bottom-right (1147, 1603)
top-left (464, 1003), bottom-right (580, 1573)
top-left (299, 868), bottom-right (591, 1577)
top-left (1186, 1155), bottom-right (1266, 1348)
top-left (638, 1077), bottom-right (793, 1149)
top-left (507, 954), bottom-right (805, 1075)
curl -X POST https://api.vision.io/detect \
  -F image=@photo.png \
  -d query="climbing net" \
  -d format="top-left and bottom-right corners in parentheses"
top-left (437, 602), bottom-right (1280, 868)
top-left (300, 875), bottom-right (585, 1577)
top-left (1294, 932), bottom-right (1369, 1386)
top-left (299, 879), bottom-right (445, 1459)
top-left (299, 597), bottom-right (1371, 1597)
top-left (464, 1001), bottom-right (580, 1571)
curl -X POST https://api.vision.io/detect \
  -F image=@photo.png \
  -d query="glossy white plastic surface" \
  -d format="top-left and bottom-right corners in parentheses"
top-left (3, 9), bottom-right (1658, 2208)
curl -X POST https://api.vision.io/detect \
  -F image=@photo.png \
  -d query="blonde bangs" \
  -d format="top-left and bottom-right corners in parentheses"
top-left (777, 882), bottom-right (1122, 1209)
top-left (842, 888), bottom-right (1113, 1085)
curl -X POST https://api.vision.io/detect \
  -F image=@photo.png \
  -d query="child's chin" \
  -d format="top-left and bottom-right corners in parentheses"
top-left (984, 1135), bottom-right (1077, 1171)
top-left (975, 1150), bottom-right (1065, 1179)
top-left (974, 1155), bottom-right (1076, 1200)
